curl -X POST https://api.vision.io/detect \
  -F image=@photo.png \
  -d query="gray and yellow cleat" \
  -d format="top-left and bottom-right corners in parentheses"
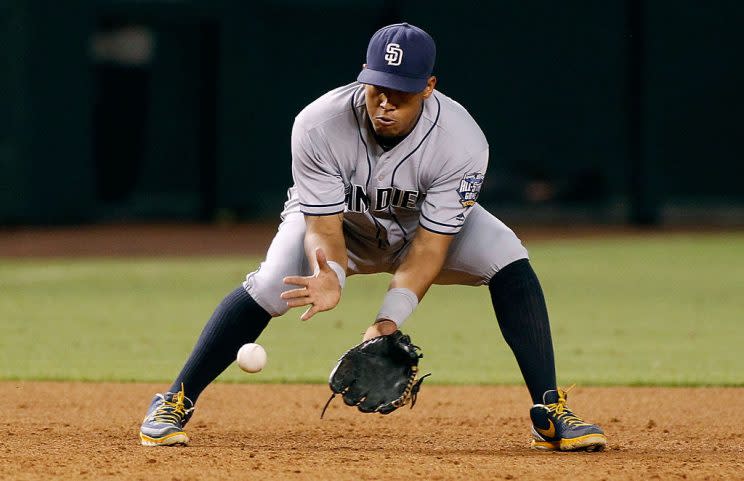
top-left (139, 384), bottom-right (195, 446)
top-left (530, 386), bottom-right (607, 452)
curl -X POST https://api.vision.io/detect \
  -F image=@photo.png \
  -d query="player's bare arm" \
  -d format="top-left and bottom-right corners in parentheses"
top-left (281, 213), bottom-right (347, 321)
top-left (363, 226), bottom-right (453, 340)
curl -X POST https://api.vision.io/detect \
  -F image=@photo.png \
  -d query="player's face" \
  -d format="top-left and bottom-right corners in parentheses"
top-left (364, 77), bottom-right (437, 138)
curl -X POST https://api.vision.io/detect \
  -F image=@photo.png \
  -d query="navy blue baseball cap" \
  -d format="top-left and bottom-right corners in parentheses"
top-left (357, 23), bottom-right (436, 93)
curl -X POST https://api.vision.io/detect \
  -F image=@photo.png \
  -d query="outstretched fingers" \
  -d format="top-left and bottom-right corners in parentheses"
top-left (281, 286), bottom-right (312, 309)
top-left (281, 251), bottom-right (341, 320)
top-left (301, 305), bottom-right (320, 321)
top-left (283, 275), bottom-right (309, 287)
top-left (280, 287), bottom-right (309, 299)
top-left (287, 298), bottom-right (312, 309)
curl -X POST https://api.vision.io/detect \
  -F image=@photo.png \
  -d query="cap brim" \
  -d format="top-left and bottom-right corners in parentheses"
top-left (357, 68), bottom-right (428, 93)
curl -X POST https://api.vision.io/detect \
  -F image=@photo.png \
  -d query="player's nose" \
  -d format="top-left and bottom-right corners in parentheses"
top-left (380, 95), bottom-right (394, 110)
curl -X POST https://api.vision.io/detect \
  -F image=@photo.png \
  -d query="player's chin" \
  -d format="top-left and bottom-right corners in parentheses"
top-left (373, 124), bottom-right (400, 138)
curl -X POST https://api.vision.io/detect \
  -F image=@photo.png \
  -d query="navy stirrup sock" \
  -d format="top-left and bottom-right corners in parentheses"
top-left (488, 259), bottom-right (557, 404)
top-left (170, 286), bottom-right (271, 403)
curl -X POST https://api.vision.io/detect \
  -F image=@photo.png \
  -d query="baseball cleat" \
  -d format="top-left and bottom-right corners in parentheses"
top-left (139, 384), bottom-right (195, 446)
top-left (529, 386), bottom-right (607, 452)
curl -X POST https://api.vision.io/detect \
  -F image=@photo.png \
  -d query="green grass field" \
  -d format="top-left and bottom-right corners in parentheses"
top-left (1, 233), bottom-right (742, 386)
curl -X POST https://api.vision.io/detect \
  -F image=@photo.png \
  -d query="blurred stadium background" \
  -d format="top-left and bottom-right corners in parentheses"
top-left (3, 7), bottom-right (744, 481)
top-left (2, 0), bottom-right (743, 227)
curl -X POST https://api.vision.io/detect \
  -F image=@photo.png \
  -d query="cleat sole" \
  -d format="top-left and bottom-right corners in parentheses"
top-left (559, 433), bottom-right (607, 452)
top-left (140, 431), bottom-right (189, 447)
top-left (530, 440), bottom-right (560, 451)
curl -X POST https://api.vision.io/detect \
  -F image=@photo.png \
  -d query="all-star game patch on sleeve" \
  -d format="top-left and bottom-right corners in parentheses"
top-left (419, 148), bottom-right (488, 235)
top-left (291, 126), bottom-right (346, 216)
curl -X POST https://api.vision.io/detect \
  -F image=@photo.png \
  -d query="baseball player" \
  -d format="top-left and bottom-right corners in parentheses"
top-left (140, 23), bottom-right (606, 452)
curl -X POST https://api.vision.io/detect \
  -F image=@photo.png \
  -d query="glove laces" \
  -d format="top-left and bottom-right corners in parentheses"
top-left (545, 385), bottom-right (592, 427)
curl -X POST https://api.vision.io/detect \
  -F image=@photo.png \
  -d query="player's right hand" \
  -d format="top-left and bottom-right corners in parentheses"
top-left (281, 248), bottom-right (342, 321)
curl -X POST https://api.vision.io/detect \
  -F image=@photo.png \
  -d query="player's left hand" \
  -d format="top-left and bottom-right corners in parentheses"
top-left (363, 319), bottom-right (398, 340)
top-left (321, 331), bottom-right (430, 417)
top-left (281, 248), bottom-right (342, 321)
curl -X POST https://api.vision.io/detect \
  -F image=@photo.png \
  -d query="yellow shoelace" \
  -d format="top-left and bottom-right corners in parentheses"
top-left (545, 385), bottom-right (591, 427)
top-left (152, 384), bottom-right (188, 424)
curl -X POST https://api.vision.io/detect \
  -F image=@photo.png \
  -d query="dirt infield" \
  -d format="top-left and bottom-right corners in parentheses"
top-left (2, 382), bottom-right (742, 481)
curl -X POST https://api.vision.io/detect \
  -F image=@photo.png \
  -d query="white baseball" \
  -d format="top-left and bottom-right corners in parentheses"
top-left (236, 343), bottom-right (267, 373)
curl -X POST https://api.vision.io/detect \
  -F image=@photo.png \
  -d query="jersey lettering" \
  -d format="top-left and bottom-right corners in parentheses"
top-left (345, 184), bottom-right (419, 213)
top-left (375, 187), bottom-right (418, 210)
top-left (376, 188), bottom-right (391, 210)
top-left (401, 190), bottom-right (418, 209)
top-left (346, 184), bottom-right (370, 213)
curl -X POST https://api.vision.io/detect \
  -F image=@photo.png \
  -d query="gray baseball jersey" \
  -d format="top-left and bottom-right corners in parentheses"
top-left (292, 82), bottom-right (487, 243)
top-left (244, 82), bottom-right (528, 317)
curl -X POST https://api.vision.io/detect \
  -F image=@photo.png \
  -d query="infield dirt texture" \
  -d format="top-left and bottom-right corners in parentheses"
top-left (3, 383), bottom-right (743, 480)
top-left (1, 224), bottom-right (742, 481)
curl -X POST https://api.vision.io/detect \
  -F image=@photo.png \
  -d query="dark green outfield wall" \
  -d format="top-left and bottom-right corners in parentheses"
top-left (2, 0), bottom-right (743, 224)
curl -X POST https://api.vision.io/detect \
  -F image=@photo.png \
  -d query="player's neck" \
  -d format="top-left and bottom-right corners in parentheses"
top-left (373, 131), bottom-right (406, 151)
top-left (369, 104), bottom-right (424, 152)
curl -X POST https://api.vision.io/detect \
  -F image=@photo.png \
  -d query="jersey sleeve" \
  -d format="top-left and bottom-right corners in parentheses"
top-left (291, 125), bottom-right (346, 216)
top-left (419, 148), bottom-right (488, 235)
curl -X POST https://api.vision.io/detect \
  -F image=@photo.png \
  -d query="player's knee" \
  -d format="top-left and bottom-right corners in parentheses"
top-left (461, 206), bottom-right (529, 273)
top-left (243, 266), bottom-right (292, 317)
top-left (482, 231), bottom-right (529, 282)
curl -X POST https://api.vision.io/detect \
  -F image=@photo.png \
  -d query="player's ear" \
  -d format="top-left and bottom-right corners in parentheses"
top-left (422, 76), bottom-right (437, 99)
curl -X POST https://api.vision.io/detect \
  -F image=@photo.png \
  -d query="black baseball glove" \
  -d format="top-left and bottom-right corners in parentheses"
top-left (321, 331), bottom-right (430, 417)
